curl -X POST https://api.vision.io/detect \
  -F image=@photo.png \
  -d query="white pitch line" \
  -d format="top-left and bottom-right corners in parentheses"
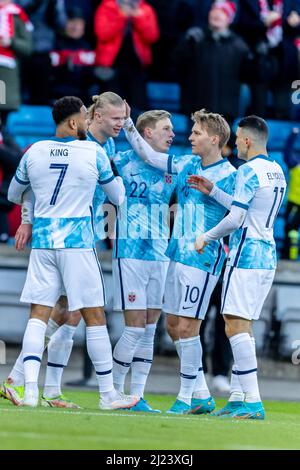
top-left (0, 406), bottom-right (205, 422)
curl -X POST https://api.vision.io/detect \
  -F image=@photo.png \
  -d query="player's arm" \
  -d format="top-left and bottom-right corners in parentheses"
top-left (100, 176), bottom-right (125, 206)
top-left (7, 152), bottom-right (30, 204)
top-left (188, 175), bottom-right (234, 210)
top-left (195, 166), bottom-right (257, 253)
top-left (97, 147), bottom-right (125, 205)
top-left (15, 187), bottom-right (34, 251)
top-left (195, 204), bottom-right (247, 253)
top-left (123, 117), bottom-right (175, 173)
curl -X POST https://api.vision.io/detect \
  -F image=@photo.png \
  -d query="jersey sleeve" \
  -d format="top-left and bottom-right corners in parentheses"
top-left (15, 151), bottom-right (30, 186)
top-left (112, 150), bottom-right (131, 170)
top-left (96, 145), bottom-right (115, 185)
top-left (8, 151), bottom-right (30, 204)
top-left (232, 164), bottom-right (259, 210)
top-left (123, 117), bottom-right (172, 173)
top-left (171, 154), bottom-right (192, 174)
top-left (103, 137), bottom-right (116, 160)
top-left (215, 171), bottom-right (237, 195)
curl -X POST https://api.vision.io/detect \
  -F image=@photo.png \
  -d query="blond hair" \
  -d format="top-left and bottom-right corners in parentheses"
top-left (87, 92), bottom-right (124, 120)
top-left (136, 110), bottom-right (171, 135)
top-left (191, 109), bottom-right (230, 149)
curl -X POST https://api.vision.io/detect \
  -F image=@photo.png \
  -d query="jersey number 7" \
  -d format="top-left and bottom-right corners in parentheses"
top-left (49, 163), bottom-right (69, 205)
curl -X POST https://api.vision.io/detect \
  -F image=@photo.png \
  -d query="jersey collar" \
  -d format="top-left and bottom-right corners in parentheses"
top-left (200, 158), bottom-right (227, 170)
top-left (250, 154), bottom-right (274, 162)
top-left (49, 136), bottom-right (77, 142)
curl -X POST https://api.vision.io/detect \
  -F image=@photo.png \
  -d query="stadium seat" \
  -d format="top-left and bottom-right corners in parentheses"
top-left (6, 105), bottom-right (55, 149)
top-left (147, 82), bottom-right (180, 112)
top-left (238, 84), bottom-right (251, 116)
top-left (278, 308), bottom-right (300, 358)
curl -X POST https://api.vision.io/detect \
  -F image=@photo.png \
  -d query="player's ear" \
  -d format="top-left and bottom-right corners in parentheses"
top-left (68, 117), bottom-right (77, 131)
top-left (211, 135), bottom-right (219, 146)
top-left (245, 136), bottom-right (251, 147)
top-left (144, 127), bottom-right (152, 139)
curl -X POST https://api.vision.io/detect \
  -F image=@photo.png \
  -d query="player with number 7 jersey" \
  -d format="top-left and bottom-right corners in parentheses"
top-left (6, 97), bottom-right (139, 411)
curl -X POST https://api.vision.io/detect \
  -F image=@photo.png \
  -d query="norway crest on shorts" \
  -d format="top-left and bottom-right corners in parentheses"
top-left (164, 174), bottom-right (173, 184)
top-left (128, 292), bottom-right (136, 302)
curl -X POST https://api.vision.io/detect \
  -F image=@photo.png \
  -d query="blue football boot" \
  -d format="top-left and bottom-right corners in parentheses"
top-left (190, 396), bottom-right (216, 415)
top-left (166, 399), bottom-right (191, 414)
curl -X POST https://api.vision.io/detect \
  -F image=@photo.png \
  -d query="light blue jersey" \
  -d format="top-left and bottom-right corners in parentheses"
top-left (166, 155), bottom-right (236, 275)
top-left (227, 154), bottom-right (286, 270)
top-left (14, 137), bottom-right (115, 249)
top-left (88, 132), bottom-right (116, 241)
top-left (113, 150), bottom-right (177, 261)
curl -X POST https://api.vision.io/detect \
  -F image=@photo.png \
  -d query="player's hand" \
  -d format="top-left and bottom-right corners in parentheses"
top-left (15, 223), bottom-right (32, 251)
top-left (187, 175), bottom-right (214, 195)
top-left (124, 100), bottom-right (131, 120)
top-left (195, 234), bottom-right (207, 254)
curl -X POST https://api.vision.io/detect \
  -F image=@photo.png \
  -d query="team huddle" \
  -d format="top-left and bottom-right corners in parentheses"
top-left (1, 92), bottom-right (286, 419)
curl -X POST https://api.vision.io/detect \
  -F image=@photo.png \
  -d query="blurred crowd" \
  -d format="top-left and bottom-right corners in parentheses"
top-left (0, 0), bottom-right (299, 122)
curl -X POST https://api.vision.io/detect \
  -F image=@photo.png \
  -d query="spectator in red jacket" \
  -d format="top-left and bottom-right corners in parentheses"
top-left (94, 0), bottom-right (159, 114)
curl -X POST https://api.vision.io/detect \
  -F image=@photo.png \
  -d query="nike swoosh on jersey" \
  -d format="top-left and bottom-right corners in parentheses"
top-left (182, 306), bottom-right (193, 310)
top-left (130, 173), bottom-right (140, 176)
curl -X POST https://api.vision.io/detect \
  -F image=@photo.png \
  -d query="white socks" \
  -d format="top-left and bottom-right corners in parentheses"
top-left (113, 326), bottom-right (145, 393)
top-left (43, 324), bottom-right (76, 398)
top-left (45, 318), bottom-right (60, 342)
top-left (229, 333), bottom-right (261, 403)
top-left (9, 318), bottom-right (60, 386)
top-left (229, 364), bottom-right (244, 402)
top-left (86, 326), bottom-right (114, 393)
top-left (22, 318), bottom-right (47, 398)
top-left (192, 337), bottom-right (210, 400)
top-left (131, 323), bottom-right (156, 397)
top-left (178, 336), bottom-right (201, 405)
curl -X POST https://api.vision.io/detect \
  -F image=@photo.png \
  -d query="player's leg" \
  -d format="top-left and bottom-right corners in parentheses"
top-left (129, 308), bottom-right (161, 412)
top-left (10, 249), bottom-right (63, 407)
top-left (219, 267), bottom-right (275, 419)
top-left (165, 263), bottom-right (217, 414)
top-left (1, 296), bottom-right (71, 405)
top-left (21, 304), bottom-right (53, 406)
top-left (113, 309), bottom-right (146, 393)
top-left (62, 250), bottom-right (138, 410)
top-left (112, 258), bottom-right (147, 393)
top-left (129, 261), bottom-right (168, 412)
top-left (42, 308), bottom-right (81, 408)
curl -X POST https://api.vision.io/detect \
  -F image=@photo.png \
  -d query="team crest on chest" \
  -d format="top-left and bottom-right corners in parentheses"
top-left (128, 292), bottom-right (136, 302)
top-left (165, 174), bottom-right (173, 184)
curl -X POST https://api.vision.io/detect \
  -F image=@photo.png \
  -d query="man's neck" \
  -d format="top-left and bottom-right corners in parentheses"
top-left (200, 149), bottom-right (223, 167)
top-left (247, 147), bottom-right (268, 161)
top-left (55, 125), bottom-right (76, 138)
top-left (88, 123), bottom-right (107, 145)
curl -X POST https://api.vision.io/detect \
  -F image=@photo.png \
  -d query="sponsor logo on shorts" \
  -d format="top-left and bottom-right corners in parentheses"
top-left (128, 292), bottom-right (136, 302)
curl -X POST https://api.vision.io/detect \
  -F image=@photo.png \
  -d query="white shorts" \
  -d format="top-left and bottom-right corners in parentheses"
top-left (21, 248), bottom-right (105, 311)
top-left (163, 261), bottom-right (219, 319)
top-left (221, 265), bottom-right (275, 320)
top-left (112, 258), bottom-right (169, 311)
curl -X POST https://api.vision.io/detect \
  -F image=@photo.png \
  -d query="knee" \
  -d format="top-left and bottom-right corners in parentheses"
top-left (224, 316), bottom-right (248, 338)
top-left (167, 321), bottom-right (178, 342)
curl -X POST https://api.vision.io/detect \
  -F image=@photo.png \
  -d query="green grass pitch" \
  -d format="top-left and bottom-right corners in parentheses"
top-left (0, 391), bottom-right (299, 450)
